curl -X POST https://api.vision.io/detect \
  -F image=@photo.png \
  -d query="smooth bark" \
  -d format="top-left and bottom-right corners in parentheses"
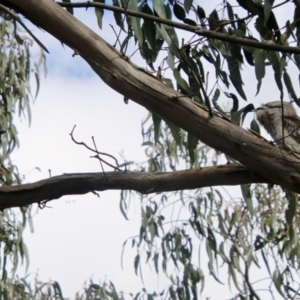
top-left (1, 0), bottom-right (300, 198)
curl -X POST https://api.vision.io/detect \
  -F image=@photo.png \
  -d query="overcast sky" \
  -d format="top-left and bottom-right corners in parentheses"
top-left (9, 1), bottom-right (299, 299)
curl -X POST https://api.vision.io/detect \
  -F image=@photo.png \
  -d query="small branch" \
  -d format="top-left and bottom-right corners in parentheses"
top-left (91, 136), bottom-right (110, 184)
top-left (56, 1), bottom-right (300, 54)
top-left (244, 262), bottom-right (261, 300)
top-left (0, 163), bottom-right (269, 209)
top-left (0, 4), bottom-right (49, 53)
top-left (70, 125), bottom-right (120, 169)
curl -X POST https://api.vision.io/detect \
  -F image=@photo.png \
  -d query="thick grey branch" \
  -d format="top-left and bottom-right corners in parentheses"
top-left (3, 0), bottom-right (300, 193)
top-left (0, 164), bottom-right (268, 209)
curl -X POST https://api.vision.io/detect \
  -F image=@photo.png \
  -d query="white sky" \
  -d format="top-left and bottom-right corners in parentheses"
top-left (8, 1), bottom-right (300, 299)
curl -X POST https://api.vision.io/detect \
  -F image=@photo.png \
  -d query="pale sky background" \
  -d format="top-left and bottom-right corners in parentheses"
top-left (8, 1), bottom-right (299, 299)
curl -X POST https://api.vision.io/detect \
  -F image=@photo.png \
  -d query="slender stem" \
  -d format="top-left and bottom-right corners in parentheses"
top-left (0, 4), bottom-right (49, 53)
top-left (56, 1), bottom-right (300, 54)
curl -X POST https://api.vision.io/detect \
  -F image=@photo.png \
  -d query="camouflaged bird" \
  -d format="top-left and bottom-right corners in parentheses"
top-left (256, 101), bottom-right (300, 153)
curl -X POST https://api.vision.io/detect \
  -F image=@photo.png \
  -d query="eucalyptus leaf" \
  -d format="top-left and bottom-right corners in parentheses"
top-left (173, 3), bottom-right (186, 21)
top-left (127, 0), bottom-right (144, 46)
top-left (94, 0), bottom-right (105, 30)
top-left (241, 184), bottom-right (254, 217)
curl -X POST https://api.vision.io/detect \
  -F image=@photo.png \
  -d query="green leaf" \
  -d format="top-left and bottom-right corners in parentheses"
top-left (274, 71), bottom-right (283, 96)
top-left (165, 120), bottom-right (182, 146)
top-left (212, 88), bottom-right (220, 103)
top-left (267, 50), bottom-right (283, 95)
top-left (112, 0), bottom-right (125, 31)
top-left (283, 70), bottom-right (297, 102)
top-left (120, 35), bottom-right (132, 54)
top-left (156, 24), bottom-right (180, 58)
top-left (197, 6), bottom-right (206, 19)
top-left (152, 113), bottom-right (162, 144)
top-left (201, 46), bottom-right (215, 64)
top-left (224, 92), bottom-right (239, 112)
top-left (173, 69), bottom-right (194, 96)
top-left (195, 58), bottom-right (205, 86)
top-left (166, 51), bottom-right (175, 70)
top-left (261, 249), bottom-right (271, 275)
top-left (255, 16), bottom-right (273, 40)
top-left (266, 11), bottom-right (280, 41)
top-left (142, 5), bottom-right (156, 50)
top-left (250, 119), bottom-right (260, 134)
top-left (163, 78), bottom-right (174, 89)
top-left (173, 3), bottom-right (186, 21)
top-left (153, 252), bottom-right (159, 273)
top-left (264, 0), bottom-right (274, 26)
top-left (241, 103), bottom-right (255, 124)
top-left (127, 0), bottom-right (144, 46)
top-left (226, 57), bottom-right (247, 100)
top-left (188, 132), bottom-right (198, 166)
top-left (153, 0), bottom-right (166, 18)
top-left (294, 54), bottom-right (300, 71)
top-left (183, 18), bottom-right (197, 26)
top-left (286, 20), bottom-right (296, 41)
top-left (227, 1), bottom-right (234, 25)
top-left (184, 0), bottom-right (193, 13)
top-left (253, 49), bottom-right (265, 82)
top-left (215, 53), bottom-right (221, 76)
top-left (134, 254), bottom-right (140, 275)
top-left (164, 3), bottom-right (172, 20)
top-left (208, 9), bottom-right (220, 31)
top-left (140, 40), bottom-right (160, 68)
top-left (243, 48), bottom-right (254, 66)
top-left (34, 72), bottom-right (40, 100)
top-left (53, 282), bottom-right (64, 298)
top-left (94, 0), bottom-right (105, 30)
top-left (119, 193), bottom-right (129, 220)
top-left (253, 48), bottom-right (265, 95)
top-left (285, 191), bottom-right (297, 227)
top-left (241, 184), bottom-right (254, 217)
top-left (272, 269), bottom-right (285, 298)
top-left (219, 71), bottom-right (230, 88)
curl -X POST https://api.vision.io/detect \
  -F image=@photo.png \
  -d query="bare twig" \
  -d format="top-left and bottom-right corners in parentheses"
top-left (70, 125), bottom-right (120, 168)
top-left (109, 24), bottom-right (122, 48)
top-left (0, 4), bottom-right (49, 53)
top-left (91, 136), bottom-right (110, 184)
top-left (244, 262), bottom-right (261, 300)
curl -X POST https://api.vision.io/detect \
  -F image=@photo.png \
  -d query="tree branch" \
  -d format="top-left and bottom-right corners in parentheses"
top-left (0, 4), bottom-right (49, 53)
top-left (0, 164), bottom-right (269, 209)
top-left (54, 1), bottom-right (300, 54)
top-left (4, 0), bottom-right (300, 193)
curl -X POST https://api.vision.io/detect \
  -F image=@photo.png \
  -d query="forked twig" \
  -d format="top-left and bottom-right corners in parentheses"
top-left (70, 125), bottom-right (122, 173)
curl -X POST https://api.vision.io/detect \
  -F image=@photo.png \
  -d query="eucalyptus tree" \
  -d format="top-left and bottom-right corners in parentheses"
top-left (1, 0), bottom-right (300, 299)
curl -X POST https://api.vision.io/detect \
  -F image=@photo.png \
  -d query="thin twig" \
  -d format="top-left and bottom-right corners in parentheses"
top-left (109, 24), bottom-right (122, 48)
top-left (56, 1), bottom-right (300, 54)
top-left (91, 136), bottom-right (110, 184)
top-left (70, 125), bottom-right (120, 167)
top-left (244, 262), bottom-right (261, 300)
top-left (0, 4), bottom-right (49, 53)
top-left (90, 155), bottom-right (121, 171)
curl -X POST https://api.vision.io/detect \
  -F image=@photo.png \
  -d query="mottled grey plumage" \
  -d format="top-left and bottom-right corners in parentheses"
top-left (256, 101), bottom-right (300, 153)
